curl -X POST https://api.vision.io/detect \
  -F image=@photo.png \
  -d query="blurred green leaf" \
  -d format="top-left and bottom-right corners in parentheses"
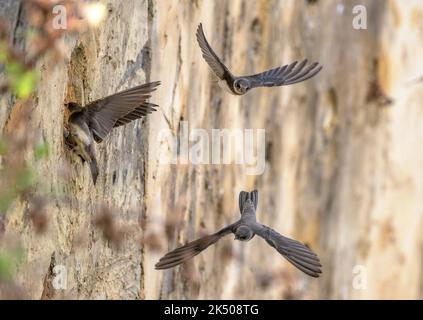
top-left (0, 144), bottom-right (48, 215)
top-left (0, 189), bottom-right (16, 212)
top-left (5, 61), bottom-right (24, 76)
top-left (0, 41), bottom-right (8, 63)
top-left (0, 144), bottom-right (41, 214)
top-left (0, 140), bottom-right (7, 155)
top-left (34, 142), bottom-right (49, 160)
top-left (0, 254), bottom-right (14, 282)
top-left (15, 166), bottom-right (35, 192)
top-left (12, 70), bottom-right (37, 98)
top-left (0, 247), bottom-right (24, 282)
top-left (2, 59), bottom-right (37, 99)
top-left (0, 165), bottom-right (37, 212)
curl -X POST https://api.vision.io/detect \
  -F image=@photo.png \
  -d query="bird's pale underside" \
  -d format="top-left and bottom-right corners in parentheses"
top-left (196, 23), bottom-right (323, 95)
top-left (156, 190), bottom-right (322, 278)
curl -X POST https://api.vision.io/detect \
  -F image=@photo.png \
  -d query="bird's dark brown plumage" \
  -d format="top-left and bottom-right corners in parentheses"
top-left (65, 81), bottom-right (160, 184)
top-left (85, 81), bottom-right (161, 143)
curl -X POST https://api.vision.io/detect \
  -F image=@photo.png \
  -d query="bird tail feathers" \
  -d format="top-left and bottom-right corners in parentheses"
top-left (89, 158), bottom-right (99, 185)
top-left (239, 190), bottom-right (258, 213)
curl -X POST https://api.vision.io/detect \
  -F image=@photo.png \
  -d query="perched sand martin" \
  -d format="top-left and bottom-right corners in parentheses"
top-left (156, 190), bottom-right (322, 278)
top-left (64, 81), bottom-right (160, 184)
top-left (196, 23), bottom-right (322, 95)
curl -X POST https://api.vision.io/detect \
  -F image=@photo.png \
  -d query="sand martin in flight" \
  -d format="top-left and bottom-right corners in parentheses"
top-left (156, 190), bottom-right (322, 277)
top-left (196, 23), bottom-right (322, 95)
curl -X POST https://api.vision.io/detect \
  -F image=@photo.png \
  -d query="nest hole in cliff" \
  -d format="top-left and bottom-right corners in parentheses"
top-left (62, 44), bottom-right (90, 161)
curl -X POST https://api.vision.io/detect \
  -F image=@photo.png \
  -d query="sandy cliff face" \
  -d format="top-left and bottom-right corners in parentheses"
top-left (1, 0), bottom-right (423, 299)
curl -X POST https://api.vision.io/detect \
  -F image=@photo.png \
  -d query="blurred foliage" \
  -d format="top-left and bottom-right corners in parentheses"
top-left (0, 166), bottom-right (35, 213)
top-left (0, 139), bottom-right (7, 155)
top-left (0, 142), bottom-right (49, 213)
top-left (34, 142), bottom-right (50, 160)
top-left (0, 246), bottom-right (24, 283)
top-left (0, 42), bottom-right (38, 99)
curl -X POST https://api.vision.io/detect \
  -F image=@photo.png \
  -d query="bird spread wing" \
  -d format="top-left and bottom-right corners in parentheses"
top-left (196, 23), bottom-right (229, 79)
top-left (113, 102), bottom-right (158, 128)
top-left (245, 59), bottom-right (322, 88)
top-left (155, 224), bottom-right (235, 270)
top-left (85, 81), bottom-right (160, 143)
top-left (253, 223), bottom-right (322, 277)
